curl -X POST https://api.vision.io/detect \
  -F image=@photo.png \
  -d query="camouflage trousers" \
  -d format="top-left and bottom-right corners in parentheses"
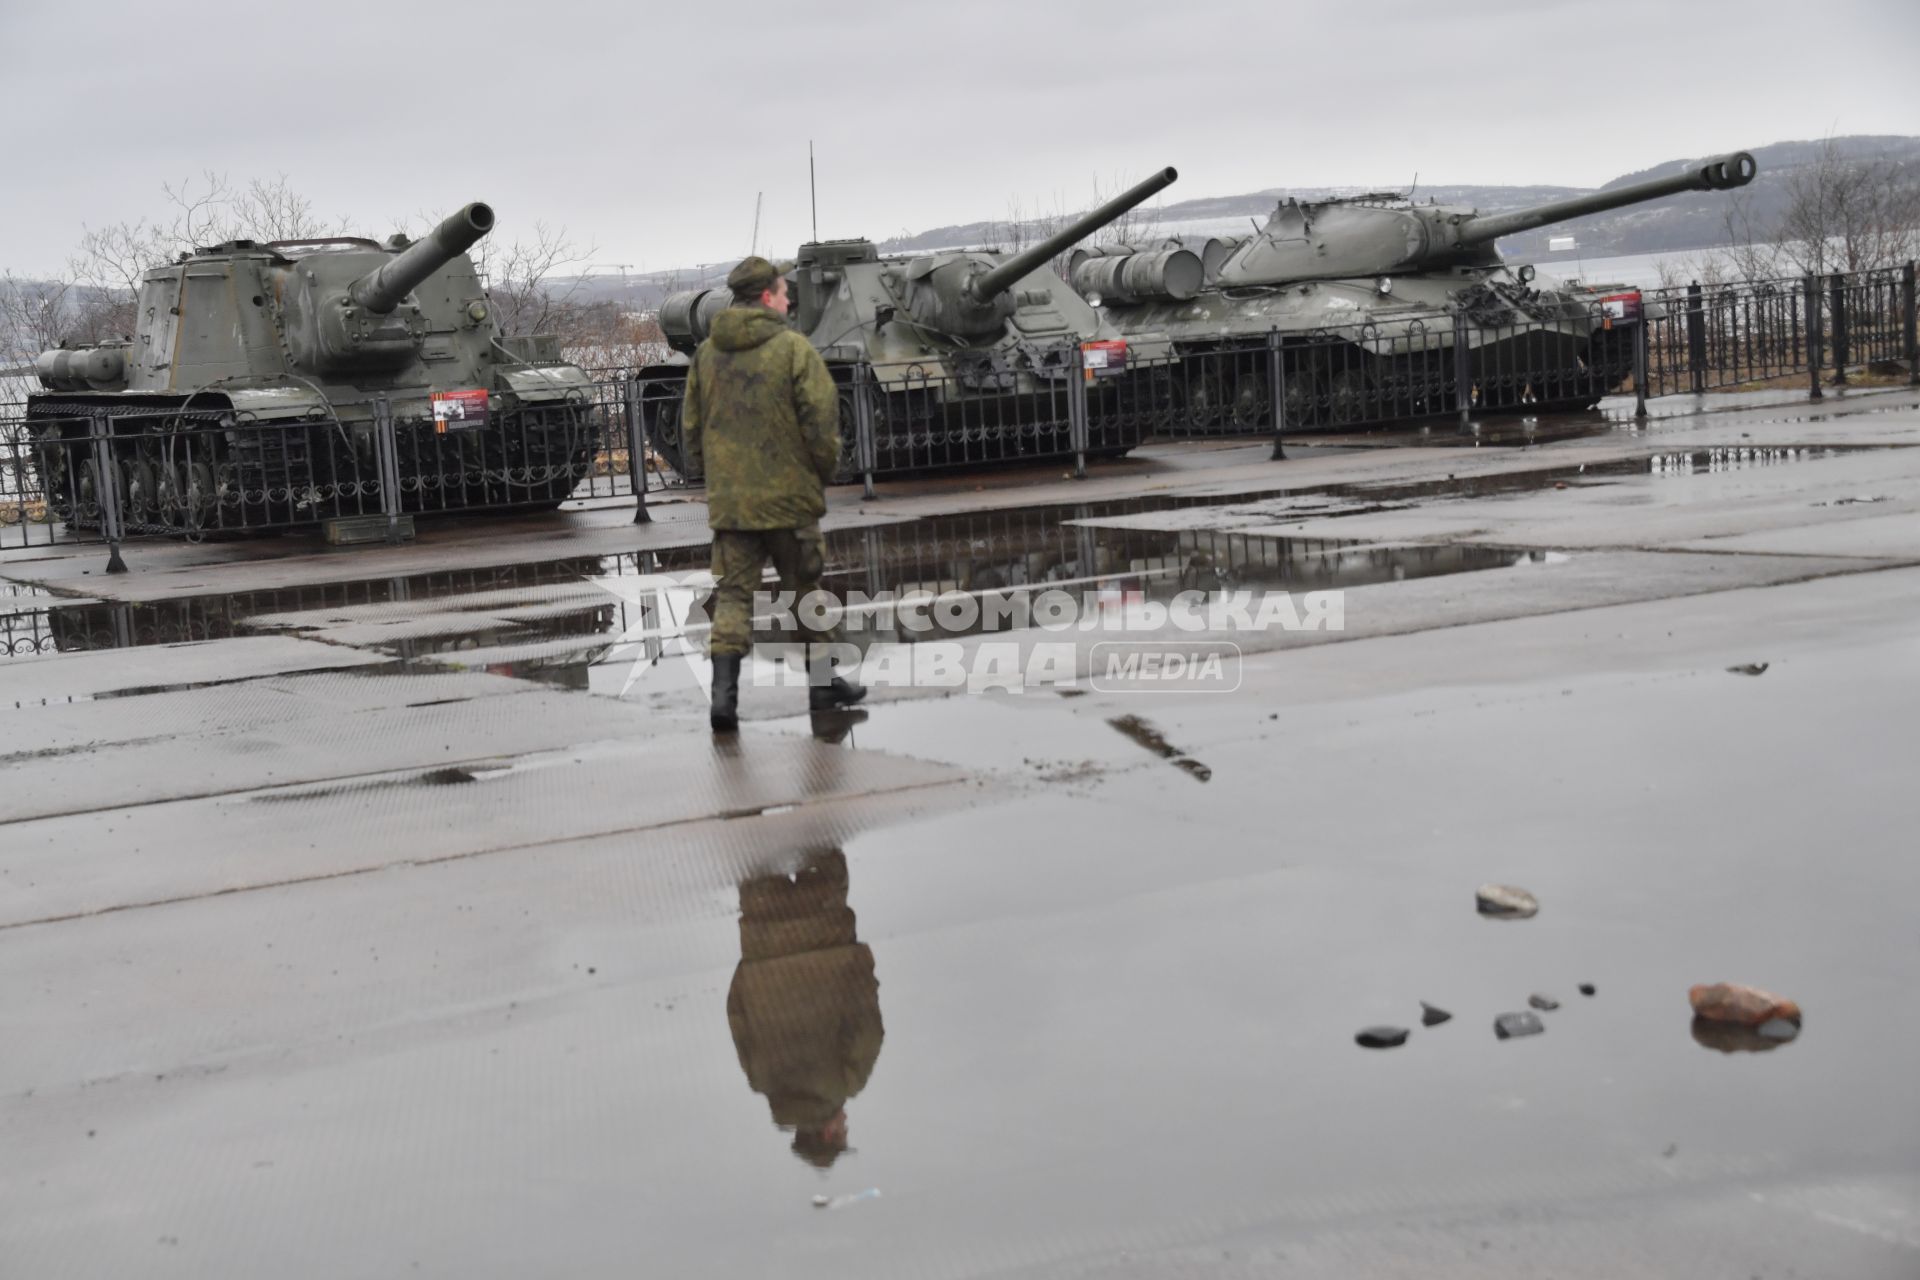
top-left (708, 523), bottom-right (841, 658)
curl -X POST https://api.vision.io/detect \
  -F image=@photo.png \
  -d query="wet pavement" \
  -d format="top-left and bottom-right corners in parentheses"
top-left (3, 386), bottom-right (1920, 1277)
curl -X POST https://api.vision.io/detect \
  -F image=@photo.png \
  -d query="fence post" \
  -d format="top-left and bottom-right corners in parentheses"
top-left (852, 363), bottom-right (878, 500)
top-left (109, 601), bottom-right (135, 648)
top-left (1830, 274), bottom-right (1850, 386)
top-left (1905, 261), bottom-right (1919, 386)
top-left (1068, 349), bottom-right (1090, 480)
top-left (1685, 282), bottom-right (1705, 394)
top-left (1804, 275), bottom-right (1824, 401)
top-left (1633, 311), bottom-right (1650, 420)
top-left (1266, 328), bottom-right (1287, 461)
top-left (623, 372), bottom-right (652, 525)
top-left (89, 413), bottom-right (128, 574)
top-left (1452, 312), bottom-right (1472, 430)
top-left (372, 393), bottom-right (404, 542)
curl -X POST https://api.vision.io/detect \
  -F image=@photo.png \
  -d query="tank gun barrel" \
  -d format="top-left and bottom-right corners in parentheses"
top-left (1459, 151), bottom-right (1756, 247)
top-left (349, 202), bottom-right (496, 314)
top-left (966, 166), bottom-right (1178, 302)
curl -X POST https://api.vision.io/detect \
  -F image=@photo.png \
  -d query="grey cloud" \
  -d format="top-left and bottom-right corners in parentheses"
top-left (1, 0), bottom-right (1915, 277)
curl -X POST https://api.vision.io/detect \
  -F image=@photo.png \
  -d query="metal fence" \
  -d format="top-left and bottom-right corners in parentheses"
top-left (3, 264), bottom-right (1915, 570)
top-left (2, 371), bottom-right (671, 564)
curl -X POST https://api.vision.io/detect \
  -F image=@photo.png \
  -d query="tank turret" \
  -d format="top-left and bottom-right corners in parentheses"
top-left (1212, 151), bottom-right (1757, 286)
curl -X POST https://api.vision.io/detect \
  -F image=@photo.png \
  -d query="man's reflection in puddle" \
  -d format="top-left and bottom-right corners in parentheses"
top-left (727, 848), bottom-right (883, 1168)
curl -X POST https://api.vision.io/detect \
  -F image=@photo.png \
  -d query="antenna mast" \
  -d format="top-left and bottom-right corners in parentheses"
top-left (809, 140), bottom-right (819, 241)
top-left (750, 192), bottom-right (763, 255)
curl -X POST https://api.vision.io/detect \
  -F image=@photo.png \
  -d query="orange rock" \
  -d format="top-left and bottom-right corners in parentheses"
top-left (1689, 982), bottom-right (1801, 1026)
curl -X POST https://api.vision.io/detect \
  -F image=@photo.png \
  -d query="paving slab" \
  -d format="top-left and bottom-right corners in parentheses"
top-left (0, 634), bottom-right (387, 704)
top-left (0, 678), bottom-right (668, 822)
top-left (0, 726), bottom-right (965, 928)
top-left (4, 390), bottom-right (1920, 1278)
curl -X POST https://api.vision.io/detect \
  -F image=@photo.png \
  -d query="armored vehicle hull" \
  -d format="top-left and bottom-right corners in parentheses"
top-left (23, 203), bottom-right (603, 535)
top-left (1076, 153), bottom-right (1757, 429)
top-left (641, 168), bottom-right (1182, 480)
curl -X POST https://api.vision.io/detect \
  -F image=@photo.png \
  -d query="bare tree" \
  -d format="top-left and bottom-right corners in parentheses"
top-left (0, 274), bottom-right (79, 363)
top-left (474, 220), bottom-right (599, 340)
top-left (985, 174), bottom-right (1167, 281)
top-left (55, 173), bottom-right (360, 345)
top-left (1778, 138), bottom-right (1920, 277)
top-left (1086, 171), bottom-right (1165, 251)
top-left (1715, 187), bottom-right (1784, 282)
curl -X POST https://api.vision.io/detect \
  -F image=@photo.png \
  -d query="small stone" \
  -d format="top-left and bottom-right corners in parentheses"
top-left (1355, 1025), bottom-right (1410, 1049)
top-left (1494, 1011), bottom-right (1545, 1040)
top-left (1476, 884), bottom-right (1539, 919)
top-left (1420, 1002), bottom-right (1453, 1027)
top-left (1578, 983), bottom-right (1596, 997)
top-left (1689, 982), bottom-right (1801, 1027)
top-left (1756, 1018), bottom-right (1800, 1042)
top-left (1529, 993), bottom-right (1560, 1011)
top-left (1726, 662), bottom-right (1769, 677)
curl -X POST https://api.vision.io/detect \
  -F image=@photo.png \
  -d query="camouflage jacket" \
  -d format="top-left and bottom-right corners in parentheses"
top-left (682, 305), bottom-right (841, 531)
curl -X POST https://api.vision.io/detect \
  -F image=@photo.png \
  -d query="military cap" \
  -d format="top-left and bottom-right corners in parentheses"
top-left (726, 255), bottom-right (792, 299)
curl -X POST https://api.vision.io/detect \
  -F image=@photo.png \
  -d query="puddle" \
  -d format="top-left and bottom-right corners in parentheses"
top-left (3, 502), bottom-right (1568, 674)
top-left (763, 693), bottom-right (1147, 778)
top-left (14, 439), bottom-right (1886, 681)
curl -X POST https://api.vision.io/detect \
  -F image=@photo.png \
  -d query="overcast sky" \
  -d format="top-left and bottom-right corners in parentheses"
top-left (3, 0), bottom-right (1916, 278)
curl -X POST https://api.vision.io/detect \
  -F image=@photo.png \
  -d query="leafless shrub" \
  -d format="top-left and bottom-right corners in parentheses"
top-left (1777, 138), bottom-right (1920, 277)
top-left (986, 174), bottom-right (1167, 279)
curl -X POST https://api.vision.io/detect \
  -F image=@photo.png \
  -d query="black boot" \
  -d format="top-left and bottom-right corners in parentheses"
top-left (807, 647), bottom-right (867, 712)
top-left (710, 654), bottom-right (742, 733)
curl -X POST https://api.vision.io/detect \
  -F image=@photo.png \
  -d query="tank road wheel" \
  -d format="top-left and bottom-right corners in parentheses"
top-left (76, 458), bottom-right (102, 521)
top-left (155, 463), bottom-right (189, 527)
top-left (27, 433), bottom-right (80, 521)
top-left (183, 460), bottom-right (216, 526)
top-left (1178, 361), bottom-right (1230, 433)
top-left (832, 379), bottom-right (885, 482)
top-left (1326, 367), bottom-right (1376, 426)
top-left (1230, 367), bottom-right (1271, 431)
top-left (1284, 362), bottom-right (1376, 428)
top-left (123, 458), bottom-right (157, 523)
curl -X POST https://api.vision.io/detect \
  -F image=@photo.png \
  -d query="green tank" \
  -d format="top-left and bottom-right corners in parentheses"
top-left (1072, 152), bottom-right (1757, 427)
top-left (22, 202), bottom-right (602, 533)
top-left (642, 167), bottom-right (1180, 478)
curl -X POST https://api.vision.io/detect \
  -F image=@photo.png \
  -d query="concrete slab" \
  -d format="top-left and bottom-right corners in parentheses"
top-left (1677, 509), bottom-right (1920, 557)
top-left (0, 635), bottom-right (387, 705)
top-left (0, 728), bottom-right (967, 928)
top-left (5, 390), bottom-right (1920, 1277)
top-left (0, 678), bottom-right (668, 822)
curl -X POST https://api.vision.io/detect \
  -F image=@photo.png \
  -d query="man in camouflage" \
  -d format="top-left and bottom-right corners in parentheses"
top-left (683, 255), bottom-right (865, 732)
